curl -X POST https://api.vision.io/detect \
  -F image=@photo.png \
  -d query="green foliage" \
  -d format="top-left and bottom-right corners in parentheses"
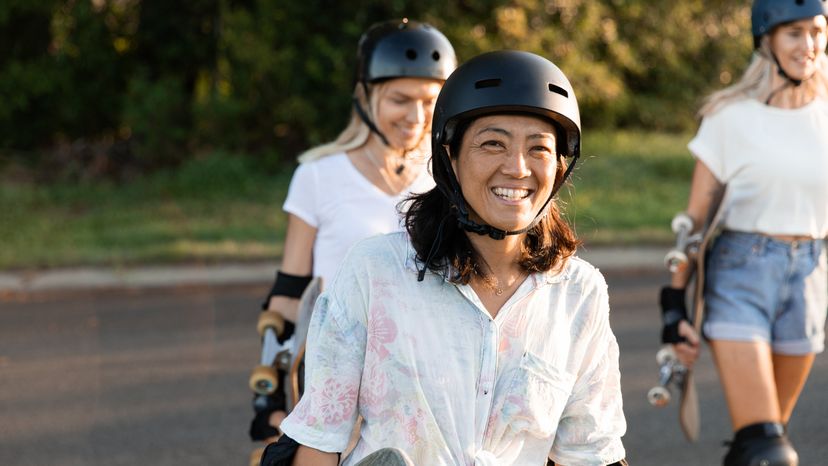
top-left (1, 0), bottom-right (755, 176)
top-left (0, 0), bottom-right (62, 149)
top-left (121, 73), bottom-right (192, 169)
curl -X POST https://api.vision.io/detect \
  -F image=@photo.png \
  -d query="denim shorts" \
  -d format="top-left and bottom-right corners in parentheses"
top-left (703, 231), bottom-right (827, 355)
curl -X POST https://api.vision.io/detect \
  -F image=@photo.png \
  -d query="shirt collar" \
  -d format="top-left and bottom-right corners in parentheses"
top-left (404, 237), bottom-right (573, 286)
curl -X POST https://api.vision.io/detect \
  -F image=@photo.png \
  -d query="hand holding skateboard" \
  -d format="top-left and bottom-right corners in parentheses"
top-left (651, 187), bottom-right (728, 442)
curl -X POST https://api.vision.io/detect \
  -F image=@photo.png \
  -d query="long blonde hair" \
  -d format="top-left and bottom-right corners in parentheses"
top-left (297, 81), bottom-right (431, 163)
top-left (700, 36), bottom-right (828, 117)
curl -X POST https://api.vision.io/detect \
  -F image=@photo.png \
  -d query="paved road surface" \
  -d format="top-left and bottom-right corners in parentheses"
top-left (1, 270), bottom-right (826, 465)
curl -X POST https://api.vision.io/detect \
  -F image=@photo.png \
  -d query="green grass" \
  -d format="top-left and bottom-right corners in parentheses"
top-left (560, 130), bottom-right (694, 244)
top-left (0, 131), bottom-right (695, 270)
top-left (0, 153), bottom-right (292, 270)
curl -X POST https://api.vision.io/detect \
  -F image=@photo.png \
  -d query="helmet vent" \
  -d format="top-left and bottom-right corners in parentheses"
top-left (474, 78), bottom-right (502, 89)
top-left (432, 51), bottom-right (441, 61)
top-left (406, 49), bottom-right (418, 60)
top-left (548, 83), bottom-right (569, 98)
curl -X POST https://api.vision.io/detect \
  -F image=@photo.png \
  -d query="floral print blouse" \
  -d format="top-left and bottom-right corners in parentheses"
top-left (279, 232), bottom-right (626, 466)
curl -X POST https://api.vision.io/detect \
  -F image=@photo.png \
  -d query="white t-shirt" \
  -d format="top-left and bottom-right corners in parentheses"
top-left (282, 152), bottom-right (435, 286)
top-left (280, 232), bottom-right (627, 466)
top-left (688, 97), bottom-right (828, 238)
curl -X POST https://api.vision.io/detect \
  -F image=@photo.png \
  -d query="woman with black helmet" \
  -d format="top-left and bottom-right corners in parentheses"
top-left (249, 19), bottom-right (456, 449)
top-left (659, 1), bottom-right (828, 464)
top-left (263, 51), bottom-right (627, 466)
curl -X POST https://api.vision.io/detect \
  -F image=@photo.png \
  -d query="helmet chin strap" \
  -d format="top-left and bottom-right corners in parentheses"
top-left (353, 96), bottom-right (392, 147)
top-left (763, 49), bottom-right (815, 104)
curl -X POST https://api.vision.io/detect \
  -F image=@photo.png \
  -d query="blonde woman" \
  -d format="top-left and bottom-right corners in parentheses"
top-left (249, 19), bottom-right (456, 445)
top-left (660, 1), bottom-right (828, 464)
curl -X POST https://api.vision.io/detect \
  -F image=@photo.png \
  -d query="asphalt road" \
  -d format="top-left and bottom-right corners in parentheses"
top-left (1, 270), bottom-right (826, 465)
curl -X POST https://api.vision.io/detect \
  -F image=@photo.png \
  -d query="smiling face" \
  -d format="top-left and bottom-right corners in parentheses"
top-left (373, 77), bottom-right (442, 151)
top-left (451, 114), bottom-right (559, 233)
top-left (770, 15), bottom-right (828, 81)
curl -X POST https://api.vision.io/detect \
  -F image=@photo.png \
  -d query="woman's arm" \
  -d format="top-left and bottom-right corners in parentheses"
top-left (292, 445), bottom-right (339, 466)
top-left (267, 214), bottom-right (317, 322)
top-left (670, 160), bottom-right (725, 288)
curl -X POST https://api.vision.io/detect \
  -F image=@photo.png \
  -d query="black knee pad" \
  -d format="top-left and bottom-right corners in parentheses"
top-left (723, 422), bottom-right (798, 466)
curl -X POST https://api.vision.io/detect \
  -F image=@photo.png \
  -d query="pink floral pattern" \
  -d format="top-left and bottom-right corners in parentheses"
top-left (317, 377), bottom-right (358, 425)
top-left (367, 304), bottom-right (398, 359)
top-left (278, 233), bottom-right (625, 466)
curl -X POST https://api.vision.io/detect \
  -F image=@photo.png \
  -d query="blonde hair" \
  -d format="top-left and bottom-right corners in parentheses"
top-left (700, 35), bottom-right (828, 117)
top-left (297, 81), bottom-right (431, 163)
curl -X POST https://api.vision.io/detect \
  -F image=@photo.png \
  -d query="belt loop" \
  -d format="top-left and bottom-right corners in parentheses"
top-left (757, 234), bottom-right (768, 255)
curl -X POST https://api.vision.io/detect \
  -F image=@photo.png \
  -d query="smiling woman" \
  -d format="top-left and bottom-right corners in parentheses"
top-left (270, 51), bottom-right (629, 466)
top-left (659, 1), bottom-right (828, 464)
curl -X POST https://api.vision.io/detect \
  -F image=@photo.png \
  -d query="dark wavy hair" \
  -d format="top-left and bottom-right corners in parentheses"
top-left (404, 120), bottom-right (581, 285)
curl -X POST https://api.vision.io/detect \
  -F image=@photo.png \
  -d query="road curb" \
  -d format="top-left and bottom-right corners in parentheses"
top-left (0, 246), bottom-right (666, 294)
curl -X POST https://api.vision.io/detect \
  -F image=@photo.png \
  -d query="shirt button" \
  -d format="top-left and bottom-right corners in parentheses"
top-left (483, 390), bottom-right (488, 395)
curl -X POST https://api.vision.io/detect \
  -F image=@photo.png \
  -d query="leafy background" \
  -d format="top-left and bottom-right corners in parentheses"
top-left (1, 0), bottom-right (751, 177)
top-left (0, 1), bottom-right (753, 268)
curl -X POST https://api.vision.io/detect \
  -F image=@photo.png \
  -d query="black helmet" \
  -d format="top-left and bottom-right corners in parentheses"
top-left (352, 19), bottom-right (456, 148)
top-left (752, 0), bottom-right (828, 48)
top-left (431, 50), bottom-right (581, 240)
top-left (356, 19), bottom-right (456, 84)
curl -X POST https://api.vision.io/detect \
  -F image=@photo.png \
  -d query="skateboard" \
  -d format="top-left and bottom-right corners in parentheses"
top-left (650, 185), bottom-right (728, 442)
top-left (249, 276), bottom-right (322, 466)
top-left (286, 276), bottom-right (322, 408)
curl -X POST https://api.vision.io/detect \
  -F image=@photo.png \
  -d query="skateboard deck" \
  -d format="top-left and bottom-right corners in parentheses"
top-left (680, 185), bottom-right (727, 441)
top-left (287, 276), bottom-right (322, 409)
top-left (650, 186), bottom-right (728, 442)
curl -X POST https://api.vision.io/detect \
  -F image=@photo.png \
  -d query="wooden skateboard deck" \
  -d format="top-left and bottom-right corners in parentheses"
top-left (679, 185), bottom-right (728, 442)
top-left (287, 276), bottom-right (322, 410)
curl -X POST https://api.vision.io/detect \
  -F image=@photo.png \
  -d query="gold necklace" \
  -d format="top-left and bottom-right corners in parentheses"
top-left (493, 271), bottom-right (527, 297)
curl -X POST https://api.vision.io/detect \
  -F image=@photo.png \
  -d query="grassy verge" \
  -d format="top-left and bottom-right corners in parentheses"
top-left (561, 130), bottom-right (695, 244)
top-left (0, 130), bottom-right (695, 270)
top-left (1, 153), bottom-right (291, 270)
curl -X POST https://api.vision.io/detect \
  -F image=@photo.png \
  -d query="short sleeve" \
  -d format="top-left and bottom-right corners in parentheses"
top-left (687, 112), bottom-right (727, 183)
top-left (283, 162), bottom-right (320, 227)
top-left (278, 258), bottom-right (368, 452)
top-left (549, 282), bottom-right (627, 466)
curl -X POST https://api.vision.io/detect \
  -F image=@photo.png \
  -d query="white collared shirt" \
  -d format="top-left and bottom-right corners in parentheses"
top-left (279, 232), bottom-right (626, 466)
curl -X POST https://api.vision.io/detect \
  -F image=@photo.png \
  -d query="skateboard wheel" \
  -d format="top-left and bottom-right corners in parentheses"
top-left (249, 447), bottom-right (265, 466)
top-left (647, 386), bottom-right (671, 407)
top-left (250, 364), bottom-right (279, 395)
top-left (257, 310), bottom-right (285, 337)
top-left (671, 212), bottom-right (693, 233)
top-left (656, 346), bottom-right (677, 365)
top-left (664, 250), bottom-right (689, 272)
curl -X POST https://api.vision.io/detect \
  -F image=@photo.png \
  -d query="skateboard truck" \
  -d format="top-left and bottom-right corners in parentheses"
top-left (664, 212), bottom-right (695, 272)
top-left (647, 346), bottom-right (687, 408)
top-left (249, 311), bottom-right (288, 396)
